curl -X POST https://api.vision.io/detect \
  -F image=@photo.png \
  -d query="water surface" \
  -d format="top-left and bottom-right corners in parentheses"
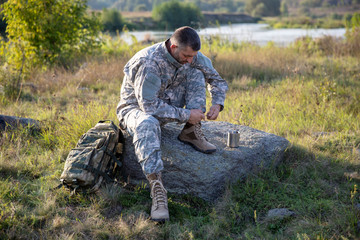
top-left (121, 23), bottom-right (346, 46)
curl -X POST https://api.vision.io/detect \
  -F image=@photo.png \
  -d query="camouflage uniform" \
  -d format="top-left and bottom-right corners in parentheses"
top-left (116, 40), bottom-right (228, 174)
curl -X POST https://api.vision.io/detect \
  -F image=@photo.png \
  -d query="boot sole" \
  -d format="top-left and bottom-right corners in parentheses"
top-left (151, 217), bottom-right (169, 223)
top-left (177, 136), bottom-right (216, 154)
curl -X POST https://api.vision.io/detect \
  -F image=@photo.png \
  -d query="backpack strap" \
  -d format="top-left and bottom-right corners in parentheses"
top-left (106, 149), bottom-right (122, 168)
top-left (72, 163), bottom-right (114, 183)
top-left (91, 133), bottom-right (113, 186)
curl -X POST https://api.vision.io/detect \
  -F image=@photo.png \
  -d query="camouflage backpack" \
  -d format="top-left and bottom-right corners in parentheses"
top-left (60, 120), bottom-right (123, 192)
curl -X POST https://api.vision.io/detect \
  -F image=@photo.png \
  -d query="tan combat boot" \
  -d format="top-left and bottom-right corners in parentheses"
top-left (146, 173), bottom-right (169, 222)
top-left (178, 122), bottom-right (216, 154)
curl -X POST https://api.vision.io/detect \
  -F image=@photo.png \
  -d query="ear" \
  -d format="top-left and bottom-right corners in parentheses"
top-left (170, 44), bottom-right (178, 50)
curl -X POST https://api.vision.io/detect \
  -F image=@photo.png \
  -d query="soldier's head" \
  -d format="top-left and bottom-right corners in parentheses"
top-left (168, 26), bottom-right (201, 64)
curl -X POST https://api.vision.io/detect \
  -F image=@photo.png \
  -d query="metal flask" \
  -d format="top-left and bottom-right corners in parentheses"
top-left (227, 130), bottom-right (240, 148)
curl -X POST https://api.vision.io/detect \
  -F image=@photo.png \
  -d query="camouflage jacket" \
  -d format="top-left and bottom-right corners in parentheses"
top-left (116, 40), bottom-right (228, 125)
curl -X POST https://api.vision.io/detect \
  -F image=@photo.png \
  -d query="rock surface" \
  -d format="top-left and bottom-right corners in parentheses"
top-left (0, 115), bottom-right (40, 132)
top-left (120, 121), bottom-right (290, 201)
top-left (265, 208), bottom-right (296, 221)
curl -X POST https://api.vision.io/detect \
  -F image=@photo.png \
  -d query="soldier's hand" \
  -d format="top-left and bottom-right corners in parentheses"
top-left (206, 104), bottom-right (221, 120)
top-left (188, 109), bottom-right (205, 125)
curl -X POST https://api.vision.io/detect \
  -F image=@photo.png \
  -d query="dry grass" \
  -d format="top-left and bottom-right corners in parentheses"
top-left (0, 33), bottom-right (360, 239)
top-left (27, 57), bottom-right (126, 94)
top-left (122, 11), bottom-right (152, 19)
top-left (210, 46), bottom-right (307, 82)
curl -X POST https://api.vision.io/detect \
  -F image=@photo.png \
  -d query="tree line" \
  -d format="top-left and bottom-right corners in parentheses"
top-left (283, 0), bottom-right (360, 7)
top-left (88, 0), bottom-right (247, 13)
top-left (3, 0), bottom-right (360, 37)
top-left (88, 0), bottom-right (360, 12)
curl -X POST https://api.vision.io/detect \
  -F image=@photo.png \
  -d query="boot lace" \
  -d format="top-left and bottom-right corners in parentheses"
top-left (194, 123), bottom-right (206, 140)
top-left (150, 179), bottom-right (168, 209)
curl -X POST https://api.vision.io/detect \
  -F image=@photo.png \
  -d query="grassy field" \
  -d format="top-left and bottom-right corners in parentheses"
top-left (0, 31), bottom-right (360, 239)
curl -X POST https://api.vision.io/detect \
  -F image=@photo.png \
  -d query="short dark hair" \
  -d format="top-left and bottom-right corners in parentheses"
top-left (170, 26), bottom-right (201, 51)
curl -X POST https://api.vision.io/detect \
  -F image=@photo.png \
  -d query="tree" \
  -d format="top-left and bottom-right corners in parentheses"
top-left (280, 1), bottom-right (289, 17)
top-left (245, 0), bottom-right (280, 17)
top-left (101, 8), bottom-right (124, 32)
top-left (152, 0), bottom-right (203, 30)
top-left (300, 0), bottom-right (322, 8)
top-left (134, 4), bottom-right (148, 11)
top-left (1, 0), bottom-right (101, 73)
top-left (252, 3), bottom-right (266, 17)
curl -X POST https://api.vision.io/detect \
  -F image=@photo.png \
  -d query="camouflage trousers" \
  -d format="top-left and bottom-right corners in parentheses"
top-left (123, 69), bottom-right (206, 175)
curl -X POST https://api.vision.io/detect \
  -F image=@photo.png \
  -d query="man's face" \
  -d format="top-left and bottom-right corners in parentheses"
top-left (170, 44), bottom-right (198, 65)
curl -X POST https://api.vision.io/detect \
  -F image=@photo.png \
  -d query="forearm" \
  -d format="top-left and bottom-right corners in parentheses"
top-left (139, 100), bottom-right (191, 123)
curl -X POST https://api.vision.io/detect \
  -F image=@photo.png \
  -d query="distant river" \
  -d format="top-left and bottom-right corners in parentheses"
top-left (120, 23), bottom-right (346, 46)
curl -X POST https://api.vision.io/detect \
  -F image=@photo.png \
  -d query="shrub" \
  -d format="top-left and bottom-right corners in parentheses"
top-left (134, 4), bottom-right (148, 12)
top-left (152, 0), bottom-right (203, 30)
top-left (1, 0), bottom-right (102, 73)
top-left (101, 8), bottom-right (125, 33)
top-left (252, 3), bottom-right (266, 17)
top-left (245, 0), bottom-right (280, 17)
top-left (345, 13), bottom-right (360, 56)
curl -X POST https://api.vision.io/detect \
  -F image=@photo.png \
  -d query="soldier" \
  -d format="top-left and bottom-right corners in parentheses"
top-left (116, 26), bottom-right (228, 222)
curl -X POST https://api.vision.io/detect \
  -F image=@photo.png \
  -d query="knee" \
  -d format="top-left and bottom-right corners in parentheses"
top-left (134, 115), bottom-right (160, 141)
top-left (137, 114), bottom-right (160, 129)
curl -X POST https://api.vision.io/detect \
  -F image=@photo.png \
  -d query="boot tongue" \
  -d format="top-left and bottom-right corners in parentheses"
top-left (194, 123), bottom-right (205, 140)
top-left (152, 181), bottom-right (167, 207)
top-left (147, 173), bottom-right (157, 181)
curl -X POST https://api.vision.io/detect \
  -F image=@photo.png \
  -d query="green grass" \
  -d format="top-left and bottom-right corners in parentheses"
top-left (0, 33), bottom-right (360, 239)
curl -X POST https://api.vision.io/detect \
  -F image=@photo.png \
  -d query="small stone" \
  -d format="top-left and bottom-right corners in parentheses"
top-left (266, 208), bottom-right (296, 221)
top-left (76, 87), bottom-right (90, 91)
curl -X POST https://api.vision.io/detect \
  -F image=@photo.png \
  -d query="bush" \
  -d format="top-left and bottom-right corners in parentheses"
top-left (245, 0), bottom-right (280, 17)
top-left (1, 0), bottom-right (101, 73)
top-left (251, 3), bottom-right (266, 17)
top-left (345, 13), bottom-right (360, 56)
top-left (134, 4), bottom-right (148, 12)
top-left (152, 0), bottom-right (203, 30)
top-left (300, 0), bottom-right (323, 7)
top-left (101, 8), bottom-right (125, 33)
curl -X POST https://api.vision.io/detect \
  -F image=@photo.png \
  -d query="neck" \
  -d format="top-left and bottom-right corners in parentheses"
top-left (165, 39), bottom-right (171, 53)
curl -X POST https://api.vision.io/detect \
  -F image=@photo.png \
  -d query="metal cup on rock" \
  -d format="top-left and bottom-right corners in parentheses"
top-left (227, 130), bottom-right (240, 148)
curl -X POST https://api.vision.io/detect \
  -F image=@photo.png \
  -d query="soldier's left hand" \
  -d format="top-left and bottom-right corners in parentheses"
top-left (206, 104), bottom-right (221, 120)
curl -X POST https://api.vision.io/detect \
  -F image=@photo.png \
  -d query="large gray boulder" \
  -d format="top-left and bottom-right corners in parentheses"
top-left (121, 121), bottom-right (289, 201)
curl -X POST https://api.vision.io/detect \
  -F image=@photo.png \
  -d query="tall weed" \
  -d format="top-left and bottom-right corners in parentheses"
top-left (202, 37), bottom-right (306, 82)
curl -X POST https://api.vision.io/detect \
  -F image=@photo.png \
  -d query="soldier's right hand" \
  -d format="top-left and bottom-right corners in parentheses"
top-left (188, 109), bottom-right (205, 125)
